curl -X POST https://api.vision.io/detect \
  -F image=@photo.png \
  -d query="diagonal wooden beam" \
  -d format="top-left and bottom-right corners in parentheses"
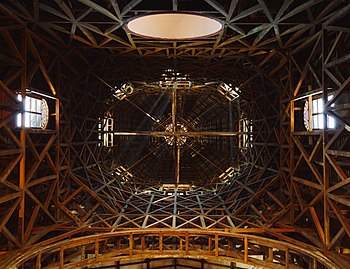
top-left (230, 5), bottom-right (262, 23)
top-left (27, 35), bottom-right (56, 95)
top-left (78, 0), bottom-right (121, 22)
top-left (293, 191), bottom-right (323, 224)
top-left (325, 154), bottom-right (348, 182)
top-left (121, 0), bottom-right (143, 16)
top-left (323, 2), bottom-right (350, 26)
top-left (38, 3), bottom-right (70, 20)
top-left (327, 177), bottom-right (350, 193)
top-left (2, 226), bottom-right (21, 248)
top-left (292, 136), bottom-right (323, 185)
top-left (109, 0), bottom-right (122, 20)
top-left (280, 0), bottom-right (322, 22)
top-left (257, 0), bottom-right (273, 22)
top-left (0, 198), bottom-right (21, 230)
top-left (325, 75), bottom-right (350, 108)
top-left (69, 173), bottom-right (119, 215)
top-left (275, 0), bottom-right (294, 22)
top-left (26, 134), bottom-right (57, 183)
top-left (0, 151), bottom-right (22, 183)
top-left (309, 207), bottom-right (325, 244)
top-left (25, 189), bottom-right (56, 222)
top-left (204, 0), bottom-right (228, 17)
top-left (328, 198), bottom-right (350, 239)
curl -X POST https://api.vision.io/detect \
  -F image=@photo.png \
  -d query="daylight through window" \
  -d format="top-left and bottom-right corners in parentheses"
top-left (239, 116), bottom-right (253, 148)
top-left (304, 95), bottom-right (335, 130)
top-left (16, 95), bottom-right (49, 129)
top-left (98, 117), bottom-right (114, 147)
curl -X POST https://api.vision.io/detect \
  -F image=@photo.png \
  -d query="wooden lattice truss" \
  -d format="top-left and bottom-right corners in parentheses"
top-left (0, 0), bottom-right (350, 268)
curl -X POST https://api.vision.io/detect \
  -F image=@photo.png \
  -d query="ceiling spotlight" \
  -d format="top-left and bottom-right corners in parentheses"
top-left (125, 12), bottom-right (223, 40)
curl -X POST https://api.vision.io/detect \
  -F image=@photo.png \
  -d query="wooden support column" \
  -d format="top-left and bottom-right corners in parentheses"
top-left (129, 233), bottom-right (133, 256)
top-left (36, 252), bottom-right (41, 269)
top-left (55, 62), bottom-right (60, 221)
top-left (159, 232), bottom-right (163, 254)
top-left (18, 27), bottom-right (26, 246)
top-left (267, 247), bottom-right (273, 261)
top-left (60, 246), bottom-right (64, 268)
top-left (185, 232), bottom-right (189, 255)
top-left (244, 236), bottom-right (248, 263)
top-left (289, 53), bottom-right (295, 222)
top-left (322, 27), bottom-right (330, 248)
top-left (81, 245), bottom-right (85, 260)
top-left (141, 236), bottom-right (145, 250)
top-left (95, 238), bottom-right (99, 262)
top-left (208, 236), bottom-right (211, 254)
top-left (172, 189), bottom-right (177, 228)
top-left (172, 83), bottom-right (181, 186)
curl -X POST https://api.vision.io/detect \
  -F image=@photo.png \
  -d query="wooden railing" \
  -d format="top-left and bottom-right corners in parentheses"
top-left (2, 229), bottom-right (339, 269)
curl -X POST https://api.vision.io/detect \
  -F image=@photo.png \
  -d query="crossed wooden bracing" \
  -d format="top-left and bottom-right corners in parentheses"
top-left (1, 0), bottom-right (350, 268)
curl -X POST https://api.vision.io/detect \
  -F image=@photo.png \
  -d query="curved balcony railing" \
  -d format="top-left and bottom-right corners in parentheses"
top-left (2, 229), bottom-right (339, 269)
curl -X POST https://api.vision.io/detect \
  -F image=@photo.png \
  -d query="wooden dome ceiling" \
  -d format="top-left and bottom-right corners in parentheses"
top-left (1, 1), bottom-right (350, 268)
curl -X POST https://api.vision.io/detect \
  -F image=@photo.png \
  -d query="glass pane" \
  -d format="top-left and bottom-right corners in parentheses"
top-left (24, 96), bottom-right (30, 111)
top-left (328, 94), bottom-right (335, 108)
top-left (29, 97), bottom-right (34, 112)
top-left (317, 98), bottom-right (323, 113)
top-left (328, 115), bottom-right (335, 129)
top-left (312, 99), bottom-right (317, 113)
top-left (31, 114), bottom-right (41, 128)
top-left (24, 112), bottom-right (30, 127)
top-left (36, 98), bottom-right (42, 112)
top-left (17, 113), bottom-right (22, 127)
top-left (36, 114), bottom-right (41, 127)
top-left (312, 114), bottom-right (317, 129)
top-left (29, 114), bottom-right (34, 127)
top-left (30, 114), bottom-right (35, 127)
top-left (315, 114), bottom-right (324, 129)
top-left (30, 97), bottom-right (35, 112)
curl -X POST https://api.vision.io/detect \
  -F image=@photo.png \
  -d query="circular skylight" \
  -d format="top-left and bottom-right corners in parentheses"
top-left (125, 13), bottom-right (223, 40)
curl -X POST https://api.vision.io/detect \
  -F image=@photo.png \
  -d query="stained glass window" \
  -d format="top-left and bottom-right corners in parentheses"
top-left (303, 100), bottom-right (310, 131)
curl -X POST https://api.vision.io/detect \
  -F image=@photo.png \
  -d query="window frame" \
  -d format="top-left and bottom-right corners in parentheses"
top-left (98, 116), bottom-right (114, 147)
top-left (16, 94), bottom-right (49, 129)
top-left (303, 94), bottom-right (335, 131)
top-left (239, 115), bottom-right (253, 149)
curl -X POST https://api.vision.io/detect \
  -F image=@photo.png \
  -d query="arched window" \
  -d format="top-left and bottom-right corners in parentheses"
top-left (16, 95), bottom-right (49, 129)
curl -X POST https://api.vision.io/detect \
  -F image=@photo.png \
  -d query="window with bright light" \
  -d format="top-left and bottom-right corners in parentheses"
top-left (218, 83), bottom-right (240, 101)
top-left (113, 84), bottom-right (134, 100)
top-left (239, 116), bottom-right (253, 148)
top-left (98, 117), bottom-right (114, 147)
top-left (304, 95), bottom-right (335, 130)
top-left (16, 95), bottom-right (49, 129)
